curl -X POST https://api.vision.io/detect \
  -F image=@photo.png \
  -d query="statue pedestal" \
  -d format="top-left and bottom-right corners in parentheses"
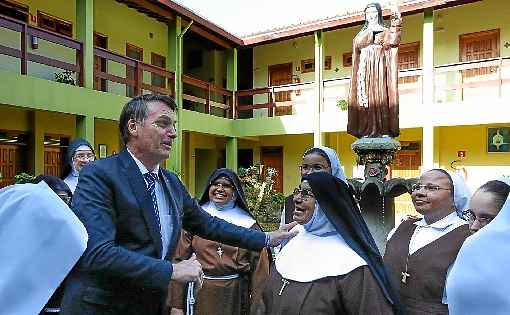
top-left (349, 137), bottom-right (414, 253)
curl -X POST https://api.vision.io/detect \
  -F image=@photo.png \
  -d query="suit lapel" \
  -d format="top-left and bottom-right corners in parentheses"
top-left (119, 150), bottom-right (162, 257)
top-left (160, 171), bottom-right (181, 260)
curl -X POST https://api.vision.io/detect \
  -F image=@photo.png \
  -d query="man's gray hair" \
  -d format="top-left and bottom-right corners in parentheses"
top-left (119, 94), bottom-right (177, 145)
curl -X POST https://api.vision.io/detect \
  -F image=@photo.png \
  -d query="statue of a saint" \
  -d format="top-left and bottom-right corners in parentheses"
top-left (347, 2), bottom-right (402, 138)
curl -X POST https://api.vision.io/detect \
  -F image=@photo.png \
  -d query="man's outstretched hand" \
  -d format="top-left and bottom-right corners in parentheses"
top-left (170, 253), bottom-right (203, 286)
top-left (267, 221), bottom-right (299, 247)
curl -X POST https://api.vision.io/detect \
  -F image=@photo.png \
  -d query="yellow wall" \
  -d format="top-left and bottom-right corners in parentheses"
top-left (0, 105), bottom-right (31, 131)
top-left (94, 118), bottom-right (120, 157)
top-left (437, 124), bottom-right (510, 191)
top-left (94, 0), bottom-right (168, 96)
top-left (38, 110), bottom-right (76, 136)
top-left (435, 0), bottom-right (510, 65)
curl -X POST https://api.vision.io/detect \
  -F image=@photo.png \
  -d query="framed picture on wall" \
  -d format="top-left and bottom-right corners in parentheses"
top-left (98, 144), bottom-right (107, 158)
top-left (487, 127), bottom-right (510, 153)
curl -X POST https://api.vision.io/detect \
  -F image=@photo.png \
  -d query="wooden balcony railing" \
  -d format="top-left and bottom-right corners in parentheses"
top-left (434, 56), bottom-right (510, 103)
top-left (0, 14), bottom-right (84, 85)
top-left (236, 82), bottom-right (314, 118)
top-left (93, 47), bottom-right (175, 97)
top-left (182, 74), bottom-right (234, 118)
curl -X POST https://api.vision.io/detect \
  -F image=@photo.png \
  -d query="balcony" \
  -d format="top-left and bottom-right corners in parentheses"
top-left (1, 12), bottom-right (507, 125)
top-left (0, 14), bottom-right (234, 118)
top-left (0, 15), bottom-right (83, 86)
top-left (237, 57), bottom-right (510, 127)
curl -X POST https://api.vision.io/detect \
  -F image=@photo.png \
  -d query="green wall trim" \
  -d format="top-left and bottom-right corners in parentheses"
top-left (181, 110), bottom-right (233, 136)
top-left (314, 30), bottom-right (323, 146)
top-left (227, 48), bottom-right (238, 91)
top-left (77, 115), bottom-right (95, 146)
top-left (232, 115), bottom-right (314, 137)
top-left (76, 0), bottom-right (94, 89)
top-left (0, 70), bottom-right (128, 119)
top-left (226, 137), bottom-right (238, 171)
top-left (168, 16), bottom-right (183, 175)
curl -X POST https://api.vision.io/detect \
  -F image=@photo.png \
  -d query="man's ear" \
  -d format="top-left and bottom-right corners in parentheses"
top-left (127, 119), bottom-right (138, 138)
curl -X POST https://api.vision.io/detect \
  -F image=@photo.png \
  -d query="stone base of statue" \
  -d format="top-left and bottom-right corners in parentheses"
top-left (348, 137), bottom-right (416, 252)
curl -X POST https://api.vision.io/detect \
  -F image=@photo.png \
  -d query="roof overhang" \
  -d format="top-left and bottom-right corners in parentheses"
top-left (116, 0), bottom-right (482, 49)
top-left (241, 0), bottom-right (482, 46)
top-left (116, 0), bottom-right (243, 49)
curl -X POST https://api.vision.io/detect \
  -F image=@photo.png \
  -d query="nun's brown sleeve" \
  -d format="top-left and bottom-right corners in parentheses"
top-left (170, 230), bottom-right (194, 310)
top-left (337, 266), bottom-right (395, 315)
top-left (248, 225), bottom-right (271, 312)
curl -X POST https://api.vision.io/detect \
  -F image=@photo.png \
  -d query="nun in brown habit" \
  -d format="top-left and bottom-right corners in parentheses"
top-left (170, 168), bottom-right (270, 315)
top-left (252, 172), bottom-right (400, 315)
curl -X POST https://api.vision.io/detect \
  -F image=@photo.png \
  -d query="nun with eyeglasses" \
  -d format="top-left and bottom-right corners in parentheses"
top-left (446, 177), bottom-right (510, 315)
top-left (384, 169), bottom-right (471, 315)
top-left (252, 172), bottom-right (399, 315)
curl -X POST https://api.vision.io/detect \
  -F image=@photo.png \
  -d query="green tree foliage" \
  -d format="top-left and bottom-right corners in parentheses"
top-left (238, 164), bottom-right (284, 230)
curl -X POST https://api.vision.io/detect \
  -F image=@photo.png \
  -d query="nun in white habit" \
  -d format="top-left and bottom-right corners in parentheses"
top-left (253, 172), bottom-right (399, 315)
top-left (0, 182), bottom-right (88, 315)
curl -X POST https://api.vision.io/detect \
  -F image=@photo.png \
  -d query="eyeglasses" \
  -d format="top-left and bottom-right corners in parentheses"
top-left (411, 184), bottom-right (451, 192)
top-left (74, 153), bottom-right (95, 161)
top-left (462, 209), bottom-right (495, 226)
top-left (293, 188), bottom-right (315, 201)
top-left (211, 182), bottom-right (234, 190)
top-left (299, 163), bottom-right (329, 173)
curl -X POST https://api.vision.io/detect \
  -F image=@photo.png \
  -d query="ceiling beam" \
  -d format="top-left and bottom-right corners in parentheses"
top-left (190, 24), bottom-right (232, 49)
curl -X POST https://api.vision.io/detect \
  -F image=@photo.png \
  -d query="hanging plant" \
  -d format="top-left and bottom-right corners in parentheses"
top-left (54, 70), bottom-right (76, 85)
top-left (337, 99), bottom-right (348, 111)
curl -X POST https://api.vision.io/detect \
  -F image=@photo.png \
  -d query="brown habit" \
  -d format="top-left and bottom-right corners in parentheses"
top-left (170, 224), bottom-right (270, 315)
top-left (252, 265), bottom-right (394, 315)
top-left (384, 219), bottom-right (470, 315)
top-left (347, 14), bottom-right (401, 138)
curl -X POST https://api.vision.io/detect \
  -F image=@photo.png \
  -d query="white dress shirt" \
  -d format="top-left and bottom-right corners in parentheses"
top-left (127, 149), bottom-right (171, 259)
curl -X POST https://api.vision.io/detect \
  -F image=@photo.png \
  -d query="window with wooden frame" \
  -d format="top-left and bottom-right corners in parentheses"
top-left (37, 11), bottom-right (72, 37)
top-left (398, 42), bottom-right (420, 84)
top-left (342, 52), bottom-right (352, 67)
top-left (324, 56), bottom-right (332, 70)
top-left (301, 58), bottom-right (314, 73)
top-left (0, 0), bottom-right (28, 22)
top-left (459, 29), bottom-right (500, 78)
top-left (151, 52), bottom-right (166, 88)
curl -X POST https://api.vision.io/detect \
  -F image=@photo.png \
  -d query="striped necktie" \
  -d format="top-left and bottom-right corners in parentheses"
top-left (144, 172), bottom-right (162, 236)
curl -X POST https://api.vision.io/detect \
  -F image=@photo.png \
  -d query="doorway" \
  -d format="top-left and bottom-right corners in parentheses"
top-left (260, 146), bottom-right (283, 192)
top-left (269, 63), bottom-right (293, 116)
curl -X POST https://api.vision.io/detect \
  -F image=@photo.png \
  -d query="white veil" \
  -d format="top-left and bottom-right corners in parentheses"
top-left (0, 182), bottom-right (88, 315)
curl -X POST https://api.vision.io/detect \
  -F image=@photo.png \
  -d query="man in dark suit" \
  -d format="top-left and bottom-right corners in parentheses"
top-left (60, 94), bottom-right (296, 315)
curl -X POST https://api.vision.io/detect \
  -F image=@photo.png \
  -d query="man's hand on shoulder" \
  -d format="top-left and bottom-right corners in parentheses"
top-left (267, 221), bottom-right (299, 247)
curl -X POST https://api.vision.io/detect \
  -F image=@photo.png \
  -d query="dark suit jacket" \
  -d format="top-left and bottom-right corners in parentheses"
top-left (60, 149), bottom-right (265, 315)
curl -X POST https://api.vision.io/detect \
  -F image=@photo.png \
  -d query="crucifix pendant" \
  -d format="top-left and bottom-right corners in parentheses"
top-left (216, 245), bottom-right (223, 258)
top-left (278, 279), bottom-right (290, 296)
top-left (401, 271), bottom-right (411, 284)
